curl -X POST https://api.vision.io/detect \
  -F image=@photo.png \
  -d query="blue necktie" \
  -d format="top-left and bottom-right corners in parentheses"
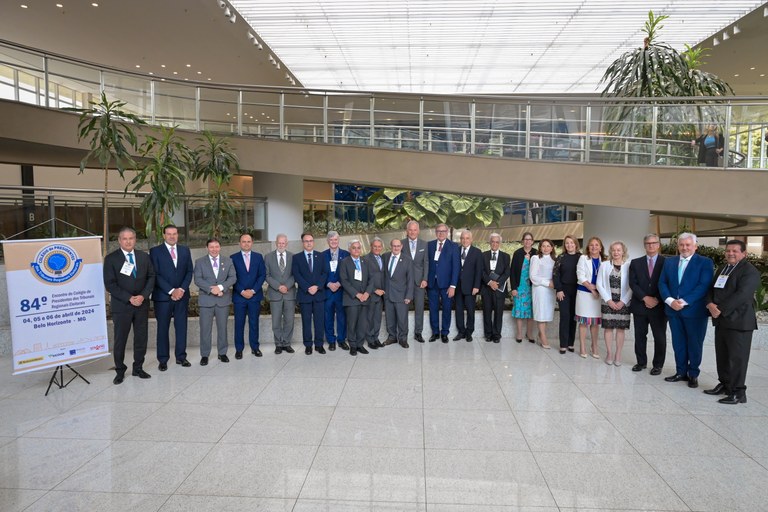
top-left (678, 257), bottom-right (687, 283)
top-left (127, 252), bottom-right (137, 278)
top-left (354, 259), bottom-right (361, 271)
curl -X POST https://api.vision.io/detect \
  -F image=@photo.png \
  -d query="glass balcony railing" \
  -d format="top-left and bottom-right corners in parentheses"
top-left (2, 39), bottom-right (767, 170)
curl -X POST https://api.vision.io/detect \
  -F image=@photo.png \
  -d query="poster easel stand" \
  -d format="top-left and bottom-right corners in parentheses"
top-left (45, 364), bottom-right (90, 396)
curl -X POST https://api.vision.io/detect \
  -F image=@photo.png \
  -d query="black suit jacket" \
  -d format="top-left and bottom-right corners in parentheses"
top-left (628, 254), bottom-right (665, 316)
top-left (482, 250), bottom-right (511, 294)
top-left (458, 245), bottom-right (483, 294)
top-left (103, 248), bottom-right (155, 313)
top-left (706, 261), bottom-right (760, 331)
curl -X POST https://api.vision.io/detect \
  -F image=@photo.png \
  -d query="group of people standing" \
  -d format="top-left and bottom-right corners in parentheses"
top-left (103, 223), bottom-right (761, 405)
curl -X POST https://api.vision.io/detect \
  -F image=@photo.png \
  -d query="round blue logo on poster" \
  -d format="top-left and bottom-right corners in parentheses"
top-left (30, 244), bottom-right (83, 284)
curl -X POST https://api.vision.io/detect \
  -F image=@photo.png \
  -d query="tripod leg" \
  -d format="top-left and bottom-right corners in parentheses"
top-left (44, 365), bottom-right (63, 396)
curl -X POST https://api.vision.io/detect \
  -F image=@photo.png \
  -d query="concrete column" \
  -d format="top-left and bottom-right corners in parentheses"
top-left (582, 205), bottom-right (650, 261)
top-left (252, 171), bottom-right (303, 240)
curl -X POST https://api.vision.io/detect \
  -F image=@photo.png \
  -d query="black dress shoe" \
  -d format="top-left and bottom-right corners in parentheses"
top-left (375, 341), bottom-right (384, 348)
top-left (383, 338), bottom-right (397, 346)
top-left (453, 333), bottom-right (465, 341)
top-left (664, 374), bottom-right (688, 382)
top-left (567, 346), bottom-right (575, 352)
top-left (338, 342), bottom-right (350, 350)
top-left (493, 338), bottom-right (500, 344)
top-left (218, 354), bottom-right (230, 363)
top-left (176, 359), bottom-right (191, 367)
top-left (414, 334), bottom-right (425, 343)
top-left (429, 334), bottom-right (439, 342)
top-left (516, 339), bottom-right (523, 343)
top-left (441, 335), bottom-right (449, 343)
top-left (235, 351), bottom-right (243, 360)
top-left (485, 337), bottom-right (492, 342)
top-left (687, 377), bottom-right (698, 388)
top-left (357, 347), bottom-right (369, 355)
top-left (350, 348), bottom-right (357, 356)
top-left (328, 343), bottom-right (336, 351)
top-left (159, 363), bottom-right (168, 372)
top-left (718, 394), bottom-right (747, 404)
top-left (399, 341), bottom-right (409, 348)
top-left (466, 335), bottom-right (473, 342)
top-left (200, 357), bottom-right (209, 366)
top-left (252, 349), bottom-right (263, 357)
top-left (528, 339), bottom-right (536, 344)
top-left (367, 343), bottom-right (379, 350)
top-left (704, 383), bottom-right (728, 395)
top-left (113, 374), bottom-right (124, 385)
top-left (284, 346), bottom-right (295, 353)
top-left (132, 369), bottom-right (151, 379)
top-left (316, 346), bottom-right (326, 354)
top-left (631, 364), bottom-right (646, 372)
top-left (650, 367), bottom-right (662, 376)
top-left (275, 347), bottom-right (283, 354)
top-left (305, 347), bottom-right (313, 355)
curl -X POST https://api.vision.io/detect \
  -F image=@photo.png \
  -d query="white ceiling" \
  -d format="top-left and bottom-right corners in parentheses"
top-left (231, 0), bottom-right (768, 94)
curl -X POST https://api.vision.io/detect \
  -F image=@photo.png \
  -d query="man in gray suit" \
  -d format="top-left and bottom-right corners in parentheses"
top-left (365, 237), bottom-right (386, 349)
top-left (401, 220), bottom-right (429, 342)
top-left (339, 239), bottom-right (371, 356)
top-left (194, 238), bottom-right (237, 365)
top-left (264, 234), bottom-right (296, 354)
top-left (383, 238), bottom-right (414, 348)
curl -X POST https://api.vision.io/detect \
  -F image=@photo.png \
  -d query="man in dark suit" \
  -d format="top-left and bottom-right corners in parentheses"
top-left (364, 237), bottom-right (386, 349)
top-left (383, 238), bottom-right (414, 348)
top-left (264, 234), bottom-right (296, 354)
top-left (194, 238), bottom-right (237, 365)
top-left (427, 223), bottom-right (460, 342)
top-left (103, 227), bottom-right (155, 384)
top-left (322, 231), bottom-right (349, 351)
top-left (454, 229), bottom-right (483, 342)
top-left (401, 220), bottom-right (429, 342)
top-left (292, 232), bottom-right (327, 355)
top-left (481, 233), bottom-right (511, 343)
top-left (150, 224), bottom-right (193, 371)
top-left (628, 234), bottom-right (667, 375)
top-left (231, 233), bottom-right (266, 359)
top-left (705, 240), bottom-right (761, 404)
top-left (659, 232), bottom-right (715, 389)
top-left (339, 239), bottom-right (371, 356)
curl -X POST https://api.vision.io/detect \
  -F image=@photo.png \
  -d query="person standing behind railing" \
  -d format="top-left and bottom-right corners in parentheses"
top-left (692, 125), bottom-right (724, 167)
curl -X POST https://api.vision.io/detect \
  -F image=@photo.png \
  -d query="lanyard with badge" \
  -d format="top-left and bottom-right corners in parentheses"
top-left (714, 264), bottom-right (736, 289)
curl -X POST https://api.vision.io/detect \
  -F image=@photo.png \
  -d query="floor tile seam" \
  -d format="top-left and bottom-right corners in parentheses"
top-left (44, 436), bottom-right (119, 494)
top-left (683, 411), bottom-right (758, 459)
top-left (418, 337), bottom-right (429, 507)
top-left (156, 439), bottom-right (220, 499)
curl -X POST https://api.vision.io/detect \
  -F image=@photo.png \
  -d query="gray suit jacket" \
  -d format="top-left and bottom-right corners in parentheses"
top-left (365, 253), bottom-right (386, 304)
top-left (194, 254), bottom-right (237, 307)
top-left (401, 237), bottom-right (428, 286)
top-left (383, 252), bottom-right (413, 303)
top-left (265, 250), bottom-right (296, 301)
top-left (340, 256), bottom-right (371, 307)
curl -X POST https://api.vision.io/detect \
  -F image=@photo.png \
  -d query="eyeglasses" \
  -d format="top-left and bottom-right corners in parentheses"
top-left (435, 230), bottom-right (448, 233)
top-left (302, 239), bottom-right (314, 243)
top-left (644, 242), bottom-right (660, 245)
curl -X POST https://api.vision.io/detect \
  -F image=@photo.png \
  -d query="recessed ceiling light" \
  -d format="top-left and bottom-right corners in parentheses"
top-left (761, 74), bottom-right (766, 77)
top-left (734, 74), bottom-right (740, 77)
top-left (186, 64), bottom-right (191, 68)
top-left (750, 67), bottom-right (756, 70)
top-left (184, 78), bottom-right (188, 81)
top-left (148, 72), bottom-right (154, 75)
top-left (135, 65), bottom-right (140, 68)
top-left (160, 64), bottom-right (166, 68)
top-left (20, 4), bottom-right (28, 8)
top-left (173, 71), bottom-right (178, 75)
top-left (56, 3), bottom-right (63, 7)
top-left (197, 71), bottom-right (202, 75)
top-left (207, 78), bottom-right (211, 81)
top-left (91, 2), bottom-right (98, 6)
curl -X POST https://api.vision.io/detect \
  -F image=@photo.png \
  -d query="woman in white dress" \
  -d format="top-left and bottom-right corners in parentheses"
top-left (576, 237), bottom-right (606, 358)
top-left (529, 239), bottom-right (556, 349)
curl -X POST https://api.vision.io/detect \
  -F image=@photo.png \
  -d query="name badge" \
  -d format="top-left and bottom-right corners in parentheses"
top-left (120, 262), bottom-right (135, 276)
top-left (330, 260), bottom-right (338, 273)
top-left (714, 275), bottom-right (729, 289)
top-left (490, 260), bottom-right (497, 271)
top-left (433, 250), bottom-right (441, 262)
top-left (354, 269), bottom-right (362, 281)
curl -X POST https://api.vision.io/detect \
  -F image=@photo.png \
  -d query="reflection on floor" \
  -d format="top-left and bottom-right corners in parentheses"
top-left (1, 336), bottom-right (768, 511)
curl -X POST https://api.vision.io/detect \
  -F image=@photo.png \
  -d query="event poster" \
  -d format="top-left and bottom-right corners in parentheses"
top-left (2, 236), bottom-right (109, 375)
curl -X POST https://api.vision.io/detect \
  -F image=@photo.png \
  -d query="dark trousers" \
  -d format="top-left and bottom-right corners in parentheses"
top-left (454, 288), bottom-right (477, 335)
top-left (557, 285), bottom-right (577, 349)
top-left (632, 312), bottom-right (667, 368)
top-left (412, 286), bottom-right (426, 335)
top-left (154, 299), bottom-right (189, 363)
top-left (428, 286), bottom-right (453, 335)
top-left (234, 299), bottom-right (260, 352)
top-left (366, 299), bottom-right (384, 342)
top-left (385, 300), bottom-right (409, 341)
top-left (668, 315), bottom-right (708, 378)
top-left (324, 290), bottom-right (346, 343)
top-left (113, 307), bottom-right (148, 374)
top-left (714, 327), bottom-right (753, 396)
top-left (481, 288), bottom-right (505, 340)
top-left (345, 304), bottom-right (369, 349)
top-left (299, 301), bottom-right (325, 347)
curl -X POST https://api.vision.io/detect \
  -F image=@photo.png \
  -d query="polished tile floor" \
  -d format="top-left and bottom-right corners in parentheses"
top-left (2, 333), bottom-right (768, 511)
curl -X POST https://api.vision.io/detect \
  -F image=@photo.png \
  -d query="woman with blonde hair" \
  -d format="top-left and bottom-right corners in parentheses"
top-left (597, 241), bottom-right (633, 366)
top-left (575, 236), bottom-right (606, 358)
top-left (553, 235), bottom-right (581, 354)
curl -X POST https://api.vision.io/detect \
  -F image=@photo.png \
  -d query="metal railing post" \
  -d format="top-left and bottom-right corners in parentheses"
top-left (195, 87), bottom-right (201, 131)
top-left (723, 102), bottom-right (732, 168)
top-left (524, 104), bottom-right (531, 159)
top-left (48, 194), bottom-right (55, 238)
top-left (237, 90), bottom-right (243, 136)
top-left (43, 55), bottom-right (50, 108)
top-left (369, 96), bottom-right (375, 146)
top-left (323, 95), bottom-right (329, 143)
top-left (651, 103), bottom-right (658, 165)
top-left (419, 98), bottom-right (424, 151)
top-left (470, 101), bottom-right (476, 154)
top-left (150, 80), bottom-right (156, 124)
top-left (279, 92), bottom-right (285, 140)
top-left (585, 104), bottom-right (591, 163)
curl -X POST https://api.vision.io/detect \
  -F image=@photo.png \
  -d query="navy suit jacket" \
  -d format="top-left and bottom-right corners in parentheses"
top-left (659, 253), bottom-right (714, 319)
top-left (427, 238), bottom-right (460, 289)
top-left (230, 251), bottom-right (266, 304)
top-left (323, 248), bottom-right (350, 287)
top-left (457, 245), bottom-right (483, 293)
top-left (149, 244), bottom-right (193, 302)
top-left (628, 254), bottom-right (665, 316)
top-left (293, 251), bottom-right (328, 303)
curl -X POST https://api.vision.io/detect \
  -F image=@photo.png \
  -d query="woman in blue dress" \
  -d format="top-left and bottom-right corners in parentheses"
top-left (510, 232), bottom-right (537, 343)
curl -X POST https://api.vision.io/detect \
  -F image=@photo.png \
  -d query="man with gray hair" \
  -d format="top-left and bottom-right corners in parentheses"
top-left (339, 239), bottom-right (371, 355)
top-left (401, 220), bottom-right (429, 343)
top-left (659, 232), bottom-right (714, 389)
top-left (364, 237), bottom-right (386, 348)
top-left (322, 230), bottom-right (350, 351)
top-left (264, 234), bottom-right (296, 354)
